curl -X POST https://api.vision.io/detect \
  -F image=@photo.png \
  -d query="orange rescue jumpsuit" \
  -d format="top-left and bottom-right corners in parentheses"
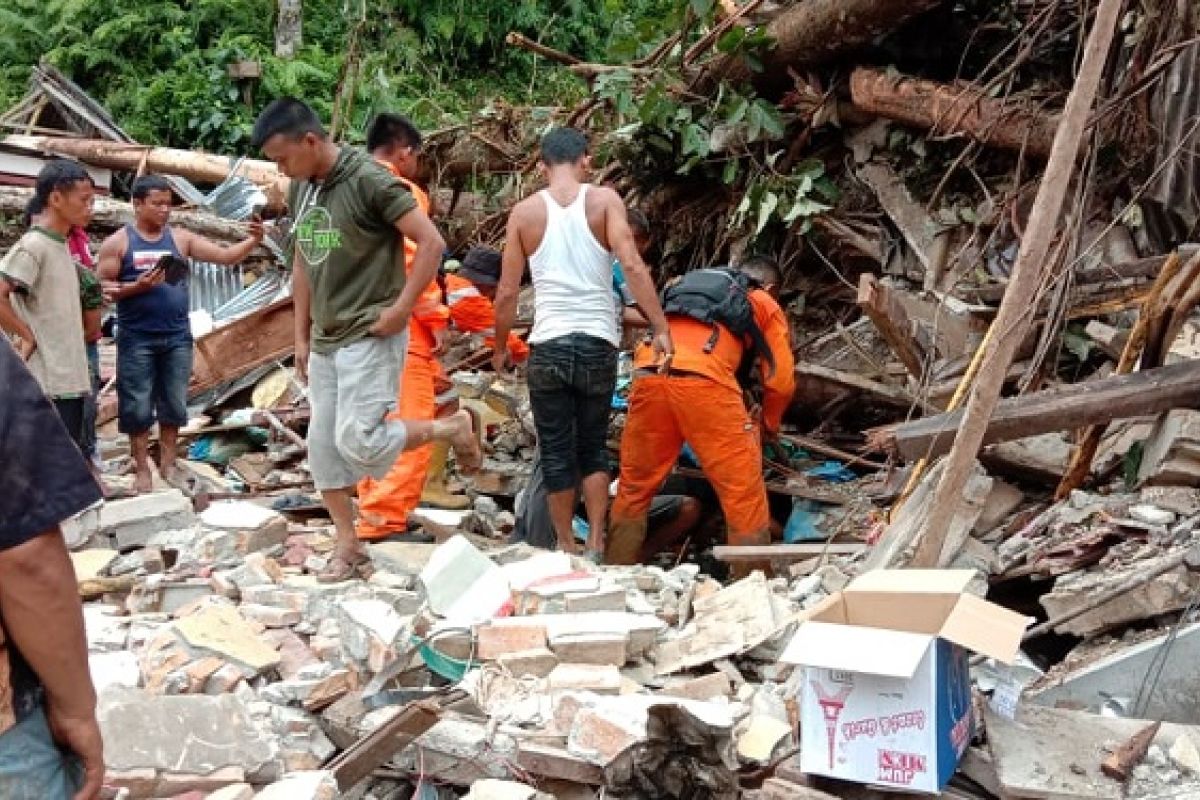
top-left (356, 170), bottom-right (449, 540)
top-left (607, 288), bottom-right (795, 564)
top-left (444, 273), bottom-right (530, 363)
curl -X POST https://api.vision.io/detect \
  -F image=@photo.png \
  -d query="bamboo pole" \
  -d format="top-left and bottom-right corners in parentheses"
top-left (911, 0), bottom-right (1126, 568)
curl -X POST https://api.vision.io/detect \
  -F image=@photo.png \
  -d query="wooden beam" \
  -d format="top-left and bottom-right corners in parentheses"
top-left (713, 544), bottom-right (866, 563)
top-left (795, 361), bottom-right (923, 410)
top-left (1056, 250), bottom-right (1193, 498)
top-left (327, 691), bottom-right (461, 791)
top-left (515, 743), bottom-right (604, 785)
top-left (857, 274), bottom-right (926, 380)
top-left (877, 359), bottom-right (1200, 461)
top-left (912, 0), bottom-right (1124, 568)
top-left (1101, 722), bottom-right (1161, 782)
top-left (189, 297), bottom-right (295, 397)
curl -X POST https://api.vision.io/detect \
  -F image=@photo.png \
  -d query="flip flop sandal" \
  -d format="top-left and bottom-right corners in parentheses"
top-left (316, 553), bottom-right (374, 583)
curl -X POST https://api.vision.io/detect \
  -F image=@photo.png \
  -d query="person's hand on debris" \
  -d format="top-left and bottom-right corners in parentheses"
top-left (45, 704), bottom-right (105, 800)
top-left (492, 348), bottom-right (514, 379)
top-left (369, 304), bottom-right (410, 338)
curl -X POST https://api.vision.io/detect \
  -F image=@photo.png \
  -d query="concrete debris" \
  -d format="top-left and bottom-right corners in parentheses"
top-left (67, 355), bottom-right (1200, 800)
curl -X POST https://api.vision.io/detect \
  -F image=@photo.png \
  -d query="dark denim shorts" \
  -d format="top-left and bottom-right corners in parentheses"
top-left (527, 333), bottom-right (618, 493)
top-left (116, 333), bottom-right (193, 434)
top-left (0, 706), bottom-right (83, 799)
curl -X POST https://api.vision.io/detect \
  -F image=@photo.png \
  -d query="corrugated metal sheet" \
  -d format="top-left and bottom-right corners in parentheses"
top-left (188, 261), bottom-right (246, 314)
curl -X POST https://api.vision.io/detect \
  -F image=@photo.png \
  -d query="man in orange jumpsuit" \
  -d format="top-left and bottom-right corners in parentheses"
top-left (355, 113), bottom-right (454, 539)
top-left (607, 256), bottom-right (795, 572)
top-left (445, 247), bottom-right (530, 363)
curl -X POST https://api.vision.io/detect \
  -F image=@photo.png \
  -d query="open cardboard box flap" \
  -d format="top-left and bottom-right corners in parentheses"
top-left (779, 620), bottom-right (933, 678)
top-left (781, 570), bottom-right (1031, 669)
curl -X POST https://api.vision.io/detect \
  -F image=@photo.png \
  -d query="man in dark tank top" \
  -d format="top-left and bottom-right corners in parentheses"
top-left (97, 175), bottom-right (263, 493)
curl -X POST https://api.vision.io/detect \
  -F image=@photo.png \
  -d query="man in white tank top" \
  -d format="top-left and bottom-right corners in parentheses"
top-left (494, 128), bottom-right (673, 560)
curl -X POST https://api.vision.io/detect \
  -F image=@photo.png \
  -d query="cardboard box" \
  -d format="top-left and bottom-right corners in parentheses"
top-left (780, 570), bottom-right (1029, 794)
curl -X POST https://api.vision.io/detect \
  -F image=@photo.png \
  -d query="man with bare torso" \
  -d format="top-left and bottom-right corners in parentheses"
top-left (494, 127), bottom-right (672, 561)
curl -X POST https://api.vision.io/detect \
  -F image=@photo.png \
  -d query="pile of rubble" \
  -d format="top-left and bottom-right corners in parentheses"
top-left (77, 489), bottom-right (870, 799)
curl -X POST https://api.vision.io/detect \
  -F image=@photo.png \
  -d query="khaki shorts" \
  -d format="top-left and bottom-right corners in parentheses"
top-left (307, 332), bottom-right (409, 490)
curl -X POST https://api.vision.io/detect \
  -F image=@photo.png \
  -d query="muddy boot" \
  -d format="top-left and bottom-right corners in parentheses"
top-left (420, 441), bottom-right (471, 510)
top-left (606, 517), bottom-right (648, 566)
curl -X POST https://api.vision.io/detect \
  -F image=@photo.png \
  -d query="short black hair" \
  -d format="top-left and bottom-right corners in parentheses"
top-left (131, 175), bottom-right (173, 201)
top-left (23, 194), bottom-right (44, 227)
top-left (366, 113), bottom-right (422, 153)
top-left (627, 208), bottom-right (650, 236)
top-left (739, 254), bottom-right (781, 286)
top-left (33, 159), bottom-right (91, 207)
top-left (540, 127), bottom-right (588, 167)
top-left (251, 97), bottom-right (327, 149)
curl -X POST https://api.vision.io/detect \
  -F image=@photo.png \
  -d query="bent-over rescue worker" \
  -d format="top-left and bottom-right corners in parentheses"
top-left (494, 127), bottom-right (672, 560)
top-left (252, 97), bottom-right (480, 583)
top-left (607, 256), bottom-right (795, 572)
top-left (354, 112), bottom-right (459, 538)
top-left (445, 246), bottom-right (530, 363)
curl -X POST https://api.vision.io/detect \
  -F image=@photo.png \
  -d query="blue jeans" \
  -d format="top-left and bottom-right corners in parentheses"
top-left (116, 333), bottom-right (193, 435)
top-left (0, 706), bottom-right (82, 799)
top-left (527, 333), bottom-right (618, 493)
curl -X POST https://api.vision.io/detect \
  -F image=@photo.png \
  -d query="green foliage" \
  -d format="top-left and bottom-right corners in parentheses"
top-left (0, 0), bottom-right (674, 153)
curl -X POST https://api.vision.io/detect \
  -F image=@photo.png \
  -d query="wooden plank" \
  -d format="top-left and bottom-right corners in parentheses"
top-left (713, 544), bottom-right (865, 563)
top-left (1100, 721), bottom-right (1160, 782)
top-left (795, 361), bottom-right (920, 409)
top-left (188, 297), bottom-right (295, 397)
top-left (327, 691), bottom-right (459, 791)
top-left (880, 359), bottom-right (1200, 461)
top-left (857, 273), bottom-right (926, 379)
top-left (515, 742), bottom-right (604, 785)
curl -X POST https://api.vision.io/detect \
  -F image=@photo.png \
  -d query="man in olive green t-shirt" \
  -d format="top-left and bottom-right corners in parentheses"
top-left (252, 98), bottom-right (481, 583)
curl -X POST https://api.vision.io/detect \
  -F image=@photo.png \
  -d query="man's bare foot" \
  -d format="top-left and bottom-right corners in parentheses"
top-left (158, 458), bottom-right (177, 485)
top-left (439, 410), bottom-right (482, 474)
top-left (557, 537), bottom-right (582, 556)
top-left (134, 469), bottom-right (153, 494)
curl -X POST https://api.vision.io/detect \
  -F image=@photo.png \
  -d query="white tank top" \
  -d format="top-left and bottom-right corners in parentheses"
top-left (527, 184), bottom-right (619, 346)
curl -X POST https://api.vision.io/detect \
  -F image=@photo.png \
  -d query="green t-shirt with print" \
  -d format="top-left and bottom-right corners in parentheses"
top-left (286, 146), bottom-right (417, 354)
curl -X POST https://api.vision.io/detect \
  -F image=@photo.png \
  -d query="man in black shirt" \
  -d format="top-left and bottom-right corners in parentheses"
top-left (0, 334), bottom-right (104, 799)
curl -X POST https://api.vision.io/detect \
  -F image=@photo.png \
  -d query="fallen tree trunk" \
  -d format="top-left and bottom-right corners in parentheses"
top-left (873, 358), bottom-right (1200, 461)
top-left (0, 186), bottom-right (266, 245)
top-left (704, 0), bottom-right (943, 93)
top-left (849, 68), bottom-right (1060, 157)
top-left (22, 135), bottom-right (287, 201)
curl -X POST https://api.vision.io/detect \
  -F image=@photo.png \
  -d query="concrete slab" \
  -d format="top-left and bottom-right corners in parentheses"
top-left (1028, 624), bottom-right (1200, 723)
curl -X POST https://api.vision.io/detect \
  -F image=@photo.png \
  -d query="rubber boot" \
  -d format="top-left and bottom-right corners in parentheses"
top-left (420, 441), bottom-right (471, 510)
top-left (728, 527), bottom-right (773, 580)
top-left (606, 516), bottom-right (649, 565)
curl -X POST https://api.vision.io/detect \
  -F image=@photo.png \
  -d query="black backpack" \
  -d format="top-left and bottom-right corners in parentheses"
top-left (660, 267), bottom-right (776, 380)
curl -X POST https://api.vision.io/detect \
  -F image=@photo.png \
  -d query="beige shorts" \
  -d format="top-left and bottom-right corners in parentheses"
top-left (306, 332), bottom-right (409, 490)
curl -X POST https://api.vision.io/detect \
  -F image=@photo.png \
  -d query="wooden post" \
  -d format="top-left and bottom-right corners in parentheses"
top-left (911, 0), bottom-right (1126, 568)
top-left (1054, 250), bottom-right (1188, 498)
